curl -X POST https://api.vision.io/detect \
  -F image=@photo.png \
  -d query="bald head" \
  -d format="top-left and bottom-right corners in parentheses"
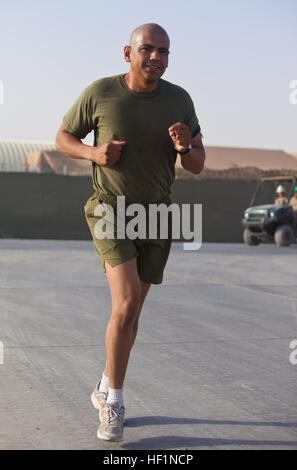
top-left (124, 23), bottom-right (170, 89)
top-left (129, 23), bottom-right (170, 47)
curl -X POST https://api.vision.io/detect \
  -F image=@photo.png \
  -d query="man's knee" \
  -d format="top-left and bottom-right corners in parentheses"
top-left (112, 296), bottom-right (141, 327)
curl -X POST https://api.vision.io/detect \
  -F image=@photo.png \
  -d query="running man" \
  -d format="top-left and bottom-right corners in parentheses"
top-left (55, 23), bottom-right (205, 442)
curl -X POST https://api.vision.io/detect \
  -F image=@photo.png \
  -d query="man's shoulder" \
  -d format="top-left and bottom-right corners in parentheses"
top-left (83, 74), bottom-right (122, 97)
top-left (160, 78), bottom-right (193, 99)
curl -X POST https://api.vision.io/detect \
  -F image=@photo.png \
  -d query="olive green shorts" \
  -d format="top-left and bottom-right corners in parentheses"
top-left (84, 192), bottom-right (173, 284)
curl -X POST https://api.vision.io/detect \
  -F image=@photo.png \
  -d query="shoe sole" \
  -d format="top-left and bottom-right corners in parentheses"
top-left (91, 392), bottom-right (104, 424)
top-left (91, 392), bottom-right (104, 411)
top-left (97, 428), bottom-right (123, 442)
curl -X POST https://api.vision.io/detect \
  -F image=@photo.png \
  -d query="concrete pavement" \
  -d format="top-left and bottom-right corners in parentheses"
top-left (0, 240), bottom-right (296, 449)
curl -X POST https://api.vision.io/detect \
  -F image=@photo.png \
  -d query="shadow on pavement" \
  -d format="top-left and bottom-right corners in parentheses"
top-left (121, 434), bottom-right (297, 450)
top-left (125, 416), bottom-right (297, 428)
top-left (121, 416), bottom-right (297, 449)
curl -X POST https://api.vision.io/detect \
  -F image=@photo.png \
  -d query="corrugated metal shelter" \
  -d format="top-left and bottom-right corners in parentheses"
top-left (0, 139), bottom-right (55, 172)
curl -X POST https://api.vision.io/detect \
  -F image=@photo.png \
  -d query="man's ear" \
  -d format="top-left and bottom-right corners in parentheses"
top-left (123, 46), bottom-right (131, 63)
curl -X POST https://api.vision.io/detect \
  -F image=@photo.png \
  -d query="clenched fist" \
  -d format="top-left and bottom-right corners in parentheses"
top-left (168, 122), bottom-right (191, 152)
top-left (91, 140), bottom-right (126, 167)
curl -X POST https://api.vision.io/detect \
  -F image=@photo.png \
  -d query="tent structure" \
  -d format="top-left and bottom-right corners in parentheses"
top-left (0, 139), bottom-right (56, 172)
top-left (25, 150), bottom-right (92, 176)
top-left (196, 146), bottom-right (297, 171)
top-left (1, 139), bottom-right (297, 177)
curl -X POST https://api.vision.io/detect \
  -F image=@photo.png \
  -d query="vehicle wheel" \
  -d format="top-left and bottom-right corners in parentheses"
top-left (243, 228), bottom-right (260, 246)
top-left (274, 225), bottom-right (294, 247)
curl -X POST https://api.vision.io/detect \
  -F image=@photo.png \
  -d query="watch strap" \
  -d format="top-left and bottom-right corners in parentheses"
top-left (177, 147), bottom-right (191, 155)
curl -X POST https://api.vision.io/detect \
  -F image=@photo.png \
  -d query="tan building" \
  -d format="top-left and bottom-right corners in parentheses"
top-left (176, 146), bottom-right (297, 172)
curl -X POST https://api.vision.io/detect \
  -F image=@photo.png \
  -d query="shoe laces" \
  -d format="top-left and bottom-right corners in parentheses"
top-left (105, 403), bottom-right (123, 425)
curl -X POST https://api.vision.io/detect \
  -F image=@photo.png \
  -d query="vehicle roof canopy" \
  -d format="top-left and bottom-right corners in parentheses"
top-left (260, 176), bottom-right (296, 182)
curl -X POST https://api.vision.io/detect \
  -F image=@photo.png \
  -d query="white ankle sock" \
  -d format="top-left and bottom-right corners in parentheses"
top-left (106, 388), bottom-right (124, 407)
top-left (99, 373), bottom-right (109, 394)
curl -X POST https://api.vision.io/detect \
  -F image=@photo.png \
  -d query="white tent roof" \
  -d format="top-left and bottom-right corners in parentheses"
top-left (0, 139), bottom-right (55, 172)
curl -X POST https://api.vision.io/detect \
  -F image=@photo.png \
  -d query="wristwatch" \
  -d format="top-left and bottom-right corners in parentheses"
top-left (177, 144), bottom-right (192, 155)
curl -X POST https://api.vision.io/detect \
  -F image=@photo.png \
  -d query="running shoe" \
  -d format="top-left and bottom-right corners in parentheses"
top-left (97, 401), bottom-right (125, 441)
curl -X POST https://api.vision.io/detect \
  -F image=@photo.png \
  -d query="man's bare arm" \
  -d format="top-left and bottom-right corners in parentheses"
top-left (168, 122), bottom-right (205, 175)
top-left (55, 123), bottom-right (94, 161)
top-left (55, 123), bottom-right (126, 167)
top-left (180, 132), bottom-right (205, 175)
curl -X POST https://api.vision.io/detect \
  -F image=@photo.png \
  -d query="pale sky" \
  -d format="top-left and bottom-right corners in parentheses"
top-left (0, 0), bottom-right (296, 153)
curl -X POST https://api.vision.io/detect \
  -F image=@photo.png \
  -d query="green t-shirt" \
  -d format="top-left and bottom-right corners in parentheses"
top-left (63, 74), bottom-right (201, 206)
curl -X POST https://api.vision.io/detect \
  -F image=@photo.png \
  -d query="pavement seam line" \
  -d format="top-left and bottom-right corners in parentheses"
top-left (3, 336), bottom-right (295, 349)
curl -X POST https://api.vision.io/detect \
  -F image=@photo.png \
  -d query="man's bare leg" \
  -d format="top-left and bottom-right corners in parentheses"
top-left (103, 258), bottom-right (151, 389)
top-left (102, 279), bottom-right (150, 380)
top-left (131, 279), bottom-right (151, 345)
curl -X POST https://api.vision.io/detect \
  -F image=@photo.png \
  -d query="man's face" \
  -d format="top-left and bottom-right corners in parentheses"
top-left (125, 30), bottom-right (170, 83)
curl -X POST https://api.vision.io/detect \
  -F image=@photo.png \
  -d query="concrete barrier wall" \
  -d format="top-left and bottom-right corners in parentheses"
top-left (0, 173), bottom-right (256, 242)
